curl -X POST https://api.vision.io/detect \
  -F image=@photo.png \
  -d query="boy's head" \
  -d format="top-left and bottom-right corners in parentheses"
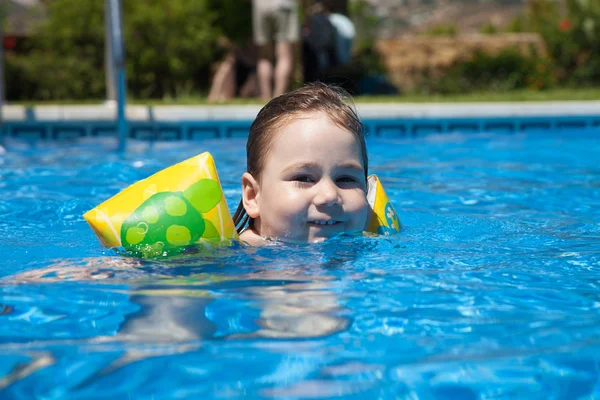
top-left (237, 83), bottom-right (369, 243)
top-left (246, 83), bottom-right (368, 182)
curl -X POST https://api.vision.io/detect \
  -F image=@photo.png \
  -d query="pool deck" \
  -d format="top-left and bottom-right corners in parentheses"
top-left (3, 101), bottom-right (600, 120)
top-left (1, 101), bottom-right (599, 140)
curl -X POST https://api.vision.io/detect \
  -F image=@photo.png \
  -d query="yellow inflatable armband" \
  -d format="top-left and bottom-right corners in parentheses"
top-left (365, 175), bottom-right (402, 235)
top-left (83, 152), bottom-right (238, 258)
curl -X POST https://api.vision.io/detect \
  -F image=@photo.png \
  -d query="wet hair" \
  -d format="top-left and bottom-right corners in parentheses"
top-left (233, 82), bottom-right (367, 235)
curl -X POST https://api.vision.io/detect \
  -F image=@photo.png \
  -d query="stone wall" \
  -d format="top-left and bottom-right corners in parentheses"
top-left (374, 33), bottom-right (547, 90)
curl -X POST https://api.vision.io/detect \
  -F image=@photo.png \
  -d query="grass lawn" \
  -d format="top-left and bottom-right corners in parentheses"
top-left (354, 88), bottom-right (600, 103)
top-left (11, 87), bottom-right (600, 106)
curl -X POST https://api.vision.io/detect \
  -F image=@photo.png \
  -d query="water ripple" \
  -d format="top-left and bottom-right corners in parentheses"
top-left (0, 134), bottom-right (599, 398)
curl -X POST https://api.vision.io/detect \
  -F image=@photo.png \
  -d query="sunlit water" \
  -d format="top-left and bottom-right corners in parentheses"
top-left (0, 131), bottom-right (599, 399)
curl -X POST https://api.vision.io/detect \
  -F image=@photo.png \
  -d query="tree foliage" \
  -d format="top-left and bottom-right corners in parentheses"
top-left (6, 0), bottom-right (250, 100)
top-left (507, 0), bottom-right (600, 86)
top-left (418, 48), bottom-right (555, 94)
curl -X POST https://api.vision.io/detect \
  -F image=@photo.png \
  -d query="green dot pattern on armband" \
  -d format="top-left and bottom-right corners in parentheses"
top-left (121, 192), bottom-right (206, 251)
top-left (119, 179), bottom-right (224, 256)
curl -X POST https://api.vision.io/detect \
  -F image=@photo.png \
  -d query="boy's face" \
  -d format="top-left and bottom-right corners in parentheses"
top-left (251, 112), bottom-right (368, 243)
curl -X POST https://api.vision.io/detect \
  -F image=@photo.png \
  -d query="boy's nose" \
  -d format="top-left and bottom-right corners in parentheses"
top-left (313, 180), bottom-right (341, 207)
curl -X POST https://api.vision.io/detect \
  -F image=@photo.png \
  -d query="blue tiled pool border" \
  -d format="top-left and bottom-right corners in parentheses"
top-left (2, 115), bottom-right (600, 142)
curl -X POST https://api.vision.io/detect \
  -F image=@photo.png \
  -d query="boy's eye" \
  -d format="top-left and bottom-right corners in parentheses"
top-left (292, 175), bottom-right (315, 184)
top-left (337, 176), bottom-right (358, 183)
top-left (337, 176), bottom-right (364, 187)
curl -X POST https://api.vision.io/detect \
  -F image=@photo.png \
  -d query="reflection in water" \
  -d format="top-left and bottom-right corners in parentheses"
top-left (5, 252), bottom-right (353, 343)
top-left (9, 257), bottom-right (144, 283)
top-left (0, 304), bottom-right (15, 315)
top-left (118, 269), bottom-right (350, 341)
top-left (118, 294), bottom-right (216, 341)
top-left (1, 242), bottom-right (359, 389)
top-left (243, 274), bottom-right (349, 339)
top-left (0, 352), bottom-right (55, 391)
top-left (84, 270), bottom-right (350, 393)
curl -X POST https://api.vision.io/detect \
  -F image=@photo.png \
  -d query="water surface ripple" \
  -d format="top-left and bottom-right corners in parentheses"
top-left (0, 132), bottom-right (599, 399)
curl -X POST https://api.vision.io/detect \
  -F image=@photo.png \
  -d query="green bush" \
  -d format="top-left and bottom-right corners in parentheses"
top-left (348, 0), bottom-right (388, 77)
top-left (506, 0), bottom-right (600, 86)
top-left (505, 15), bottom-right (527, 34)
top-left (480, 22), bottom-right (499, 35)
top-left (349, 0), bottom-right (380, 54)
top-left (7, 0), bottom-right (106, 100)
top-left (122, 0), bottom-right (219, 98)
top-left (6, 0), bottom-right (248, 100)
top-left (562, 0), bottom-right (600, 85)
top-left (209, 0), bottom-right (252, 47)
top-left (418, 49), bottom-right (555, 94)
top-left (422, 24), bottom-right (458, 36)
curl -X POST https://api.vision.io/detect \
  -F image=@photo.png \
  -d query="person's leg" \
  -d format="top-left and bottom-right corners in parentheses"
top-left (253, 1), bottom-right (274, 100)
top-left (272, 3), bottom-right (299, 97)
top-left (208, 54), bottom-right (237, 102)
top-left (220, 65), bottom-right (237, 101)
top-left (240, 71), bottom-right (259, 98)
top-left (256, 46), bottom-right (274, 100)
top-left (273, 41), bottom-right (295, 97)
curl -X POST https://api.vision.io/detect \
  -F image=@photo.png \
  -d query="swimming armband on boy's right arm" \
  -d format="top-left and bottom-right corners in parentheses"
top-left (83, 152), bottom-right (238, 258)
top-left (365, 175), bottom-right (402, 235)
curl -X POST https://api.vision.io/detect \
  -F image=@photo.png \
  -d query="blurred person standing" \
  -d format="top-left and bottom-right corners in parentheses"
top-left (326, 0), bottom-right (355, 68)
top-left (302, 0), bottom-right (355, 83)
top-left (252, 0), bottom-right (299, 100)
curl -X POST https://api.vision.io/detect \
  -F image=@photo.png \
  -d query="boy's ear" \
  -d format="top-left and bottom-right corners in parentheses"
top-left (241, 172), bottom-right (260, 219)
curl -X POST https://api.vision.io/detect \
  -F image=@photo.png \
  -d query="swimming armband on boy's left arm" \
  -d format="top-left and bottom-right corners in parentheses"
top-left (365, 175), bottom-right (402, 235)
top-left (83, 152), bottom-right (238, 258)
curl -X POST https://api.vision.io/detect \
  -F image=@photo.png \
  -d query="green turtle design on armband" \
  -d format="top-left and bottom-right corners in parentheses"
top-left (120, 179), bottom-right (222, 257)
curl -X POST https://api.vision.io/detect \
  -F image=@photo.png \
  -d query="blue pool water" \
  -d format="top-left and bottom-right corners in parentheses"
top-left (0, 130), bottom-right (599, 399)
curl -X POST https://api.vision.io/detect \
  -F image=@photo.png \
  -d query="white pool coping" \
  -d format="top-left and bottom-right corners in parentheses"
top-left (2, 101), bottom-right (600, 122)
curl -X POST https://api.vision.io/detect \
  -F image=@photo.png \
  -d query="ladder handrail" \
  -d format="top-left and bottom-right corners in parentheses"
top-left (106, 0), bottom-right (127, 152)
